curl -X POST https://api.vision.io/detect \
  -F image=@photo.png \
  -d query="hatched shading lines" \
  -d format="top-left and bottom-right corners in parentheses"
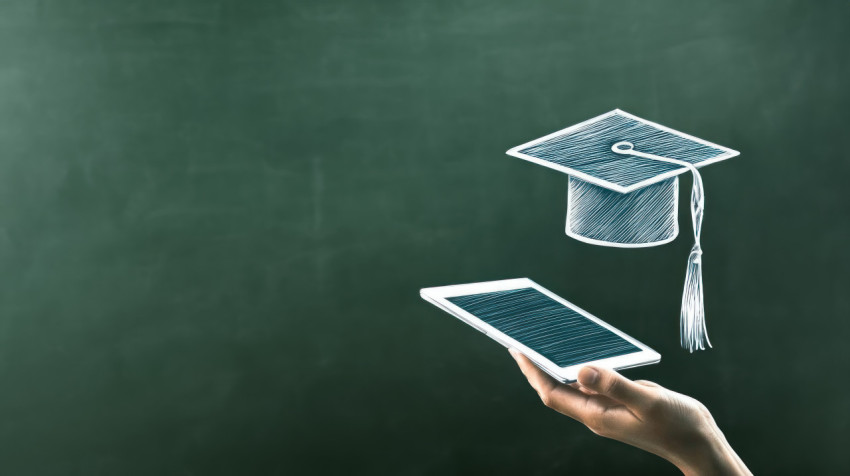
top-left (448, 288), bottom-right (639, 367)
top-left (568, 177), bottom-right (677, 244)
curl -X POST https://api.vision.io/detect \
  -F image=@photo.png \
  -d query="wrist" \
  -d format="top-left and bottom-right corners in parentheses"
top-left (671, 420), bottom-right (750, 476)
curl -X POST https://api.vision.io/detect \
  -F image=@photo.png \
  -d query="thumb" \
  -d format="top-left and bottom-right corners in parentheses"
top-left (578, 366), bottom-right (655, 411)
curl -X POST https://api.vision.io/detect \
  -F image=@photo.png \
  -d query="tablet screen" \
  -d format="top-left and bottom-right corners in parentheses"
top-left (447, 287), bottom-right (641, 367)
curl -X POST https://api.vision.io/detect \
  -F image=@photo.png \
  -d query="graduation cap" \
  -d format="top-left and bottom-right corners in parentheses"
top-left (507, 109), bottom-right (739, 352)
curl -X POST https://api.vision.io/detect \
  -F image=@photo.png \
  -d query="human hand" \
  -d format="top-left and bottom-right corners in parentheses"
top-left (509, 349), bottom-right (751, 475)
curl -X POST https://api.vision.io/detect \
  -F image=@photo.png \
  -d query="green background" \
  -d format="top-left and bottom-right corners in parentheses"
top-left (1, 0), bottom-right (848, 474)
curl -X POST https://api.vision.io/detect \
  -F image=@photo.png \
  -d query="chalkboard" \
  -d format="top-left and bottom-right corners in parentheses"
top-left (0, 1), bottom-right (848, 474)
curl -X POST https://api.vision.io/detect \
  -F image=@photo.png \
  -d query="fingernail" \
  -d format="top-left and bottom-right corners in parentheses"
top-left (579, 367), bottom-right (599, 385)
top-left (508, 348), bottom-right (519, 357)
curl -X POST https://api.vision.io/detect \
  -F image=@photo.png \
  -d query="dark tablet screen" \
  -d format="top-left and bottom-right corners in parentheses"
top-left (447, 288), bottom-right (640, 367)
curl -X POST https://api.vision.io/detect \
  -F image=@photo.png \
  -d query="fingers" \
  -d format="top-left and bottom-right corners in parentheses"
top-left (571, 382), bottom-right (626, 409)
top-left (577, 366), bottom-right (657, 414)
top-left (509, 349), bottom-right (590, 420)
top-left (510, 350), bottom-right (641, 436)
top-left (510, 349), bottom-right (558, 398)
top-left (571, 382), bottom-right (597, 395)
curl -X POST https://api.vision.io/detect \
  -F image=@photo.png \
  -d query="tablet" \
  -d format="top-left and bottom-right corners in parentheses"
top-left (420, 278), bottom-right (660, 383)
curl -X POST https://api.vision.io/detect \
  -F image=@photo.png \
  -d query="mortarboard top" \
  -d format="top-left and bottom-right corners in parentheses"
top-left (506, 109), bottom-right (739, 194)
top-left (506, 109), bottom-right (740, 352)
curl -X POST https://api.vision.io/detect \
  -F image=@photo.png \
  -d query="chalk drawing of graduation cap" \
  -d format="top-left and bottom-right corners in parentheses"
top-left (507, 109), bottom-right (739, 352)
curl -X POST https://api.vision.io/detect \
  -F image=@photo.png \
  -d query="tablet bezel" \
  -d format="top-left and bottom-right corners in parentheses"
top-left (420, 278), bottom-right (660, 383)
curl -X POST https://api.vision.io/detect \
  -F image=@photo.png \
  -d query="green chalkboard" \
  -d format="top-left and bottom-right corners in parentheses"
top-left (0, 1), bottom-right (848, 474)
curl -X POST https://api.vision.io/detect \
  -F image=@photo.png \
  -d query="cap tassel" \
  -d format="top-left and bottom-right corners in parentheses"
top-left (681, 243), bottom-right (710, 351)
top-left (611, 142), bottom-right (712, 352)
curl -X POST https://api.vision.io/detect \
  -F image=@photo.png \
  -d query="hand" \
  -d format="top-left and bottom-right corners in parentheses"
top-left (509, 349), bottom-right (751, 475)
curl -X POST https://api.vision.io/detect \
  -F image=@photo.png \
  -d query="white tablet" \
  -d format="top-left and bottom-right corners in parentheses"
top-left (420, 278), bottom-right (660, 383)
